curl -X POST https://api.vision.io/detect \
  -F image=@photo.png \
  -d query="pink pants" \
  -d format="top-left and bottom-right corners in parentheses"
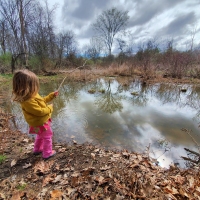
top-left (33, 125), bottom-right (53, 158)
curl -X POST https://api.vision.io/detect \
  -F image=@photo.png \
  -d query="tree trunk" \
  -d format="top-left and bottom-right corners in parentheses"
top-left (18, 0), bottom-right (28, 66)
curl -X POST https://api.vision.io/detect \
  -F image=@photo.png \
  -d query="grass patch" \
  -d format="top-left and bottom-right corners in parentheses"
top-left (0, 155), bottom-right (6, 164)
top-left (0, 73), bottom-right (13, 81)
top-left (17, 183), bottom-right (27, 190)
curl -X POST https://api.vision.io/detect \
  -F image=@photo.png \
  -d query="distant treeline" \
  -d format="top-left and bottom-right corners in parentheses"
top-left (0, 1), bottom-right (199, 80)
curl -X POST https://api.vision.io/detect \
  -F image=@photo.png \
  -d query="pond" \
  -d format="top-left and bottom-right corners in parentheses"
top-left (3, 77), bottom-right (200, 168)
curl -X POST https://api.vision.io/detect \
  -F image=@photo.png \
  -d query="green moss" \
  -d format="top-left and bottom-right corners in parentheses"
top-left (0, 155), bottom-right (6, 164)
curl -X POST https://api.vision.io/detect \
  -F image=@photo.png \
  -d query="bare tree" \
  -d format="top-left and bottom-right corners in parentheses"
top-left (43, 0), bottom-right (57, 59)
top-left (0, 0), bottom-right (38, 70)
top-left (55, 31), bottom-right (77, 68)
top-left (0, 18), bottom-right (7, 53)
top-left (0, 0), bottom-right (21, 53)
top-left (136, 39), bottom-right (160, 77)
top-left (92, 7), bottom-right (129, 55)
top-left (16, 0), bottom-right (28, 66)
top-left (84, 37), bottom-right (103, 61)
top-left (189, 25), bottom-right (198, 52)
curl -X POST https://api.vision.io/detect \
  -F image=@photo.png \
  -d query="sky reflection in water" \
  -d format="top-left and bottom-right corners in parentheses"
top-left (11, 78), bottom-right (200, 168)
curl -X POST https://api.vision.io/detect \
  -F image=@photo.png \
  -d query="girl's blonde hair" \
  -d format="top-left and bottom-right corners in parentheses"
top-left (12, 69), bottom-right (39, 102)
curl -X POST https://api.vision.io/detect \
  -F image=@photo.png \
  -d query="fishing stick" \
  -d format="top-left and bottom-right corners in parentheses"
top-left (57, 60), bottom-right (87, 91)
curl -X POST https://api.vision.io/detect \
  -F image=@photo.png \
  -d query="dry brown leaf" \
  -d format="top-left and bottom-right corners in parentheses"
top-left (129, 163), bottom-right (139, 168)
top-left (55, 163), bottom-right (60, 170)
top-left (165, 185), bottom-right (179, 195)
top-left (122, 151), bottom-right (130, 158)
top-left (194, 186), bottom-right (200, 199)
top-left (104, 185), bottom-right (109, 194)
top-left (113, 154), bottom-right (120, 158)
top-left (11, 159), bottom-right (17, 167)
top-left (94, 148), bottom-right (99, 152)
top-left (165, 194), bottom-right (177, 200)
top-left (71, 176), bottom-right (79, 187)
top-left (187, 175), bottom-right (195, 189)
top-left (196, 186), bottom-right (200, 193)
top-left (52, 175), bottom-right (62, 183)
top-left (95, 175), bottom-right (105, 184)
top-left (71, 172), bottom-right (80, 177)
top-left (50, 190), bottom-right (63, 199)
top-left (22, 163), bottom-right (32, 169)
top-left (179, 188), bottom-right (190, 198)
top-left (137, 154), bottom-right (143, 161)
top-left (10, 191), bottom-right (25, 200)
top-left (100, 165), bottom-right (111, 171)
top-left (115, 194), bottom-right (124, 200)
top-left (22, 138), bottom-right (29, 143)
top-left (66, 187), bottom-right (75, 196)
top-left (58, 147), bottom-right (66, 152)
top-left (42, 174), bottom-right (52, 186)
top-left (82, 167), bottom-right (95, 176)
top-left (0, 193), bottom-right (5, 199)
top-left (91, 153), bottom-right (95, 159)
top-left (34, 160), bottom-right (54, 174)
top-left (170, 175), bottom-right (185, 184)
top-left (142, 159), bottom-right (151, 168)
top-left (60, 179), bottom-right (69, 185)
top-left (72, 140), bottom-right (77, 144)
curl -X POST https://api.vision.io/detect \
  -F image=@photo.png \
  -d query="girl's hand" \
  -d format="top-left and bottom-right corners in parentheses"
top-left (54, 91), bottom-right (59, 97)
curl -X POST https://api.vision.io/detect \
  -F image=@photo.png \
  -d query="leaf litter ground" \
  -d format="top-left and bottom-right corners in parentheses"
top-left (0, 124), bottom-right (200, 200)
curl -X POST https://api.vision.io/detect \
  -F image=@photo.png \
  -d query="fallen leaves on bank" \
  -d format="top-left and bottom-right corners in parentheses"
top-left (0, 136), bottom-right (200, 200)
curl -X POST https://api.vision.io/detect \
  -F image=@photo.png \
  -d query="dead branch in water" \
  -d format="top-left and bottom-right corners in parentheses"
top-left (181, 156), bottom-right (199, 164)
top-left (181, 128), bottom-right (200, 151)
top-left (182, 148), bottom-right (200, 167)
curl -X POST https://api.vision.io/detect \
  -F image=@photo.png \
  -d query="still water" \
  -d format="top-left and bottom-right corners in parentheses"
top-left (5, 78), bottom-right (200, 168)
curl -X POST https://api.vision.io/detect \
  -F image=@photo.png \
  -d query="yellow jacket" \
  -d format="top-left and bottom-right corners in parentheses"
top-left (20, 92), bottom-right (56, 126)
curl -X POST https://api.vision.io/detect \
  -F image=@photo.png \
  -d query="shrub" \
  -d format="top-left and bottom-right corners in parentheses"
top-left (86, 59), bottom-right (94, 65)
top-left (0, 52), bottom-right (12, 66)
top-left (29, 56), bottom-right (41, 71)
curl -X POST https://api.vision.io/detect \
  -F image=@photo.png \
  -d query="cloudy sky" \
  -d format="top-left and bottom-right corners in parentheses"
top-left (48, 0), bottom-right (200, 54)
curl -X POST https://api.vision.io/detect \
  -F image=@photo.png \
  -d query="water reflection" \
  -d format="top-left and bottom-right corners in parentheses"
top-left (95, 80), bottom-right (123, 114)
top-left (2, 78), bottom-right (200, 168)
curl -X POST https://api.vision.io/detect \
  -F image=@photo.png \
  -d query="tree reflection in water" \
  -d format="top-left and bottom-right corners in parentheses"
top-left (95, 79), bottom-right (123, 114)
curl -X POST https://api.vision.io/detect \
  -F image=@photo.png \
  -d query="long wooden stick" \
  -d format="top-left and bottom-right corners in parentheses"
top-left (57, 60), bottom-right (87, 91)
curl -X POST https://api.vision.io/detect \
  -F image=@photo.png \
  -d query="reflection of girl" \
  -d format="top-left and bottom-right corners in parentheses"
top-left (12, 69), bottom-right (58, 159)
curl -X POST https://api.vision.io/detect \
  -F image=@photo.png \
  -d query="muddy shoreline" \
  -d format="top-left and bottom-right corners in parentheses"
top-left (0, 115), bottom-right (200, 199)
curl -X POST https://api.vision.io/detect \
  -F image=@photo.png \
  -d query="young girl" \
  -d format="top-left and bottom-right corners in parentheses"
top-left (12, 69), bottom-right (58, 159)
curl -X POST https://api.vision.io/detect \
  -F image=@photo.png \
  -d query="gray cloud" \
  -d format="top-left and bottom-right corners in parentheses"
top-left (128, 0), bottom-right (184, 27)
top-left (62, 0), bottom-right (112, 29)
top-left (160, 12), bottom-right (196, 36)
top-left (57, 0), bottom-right (200, 51)
top-left (70, 0), bottom-right (110, 20)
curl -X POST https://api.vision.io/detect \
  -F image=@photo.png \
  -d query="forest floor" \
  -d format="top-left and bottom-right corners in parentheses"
top-left (0, 70), bottom-right (200, 199)
top-left (0, 122), bottom-right (200, 200)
